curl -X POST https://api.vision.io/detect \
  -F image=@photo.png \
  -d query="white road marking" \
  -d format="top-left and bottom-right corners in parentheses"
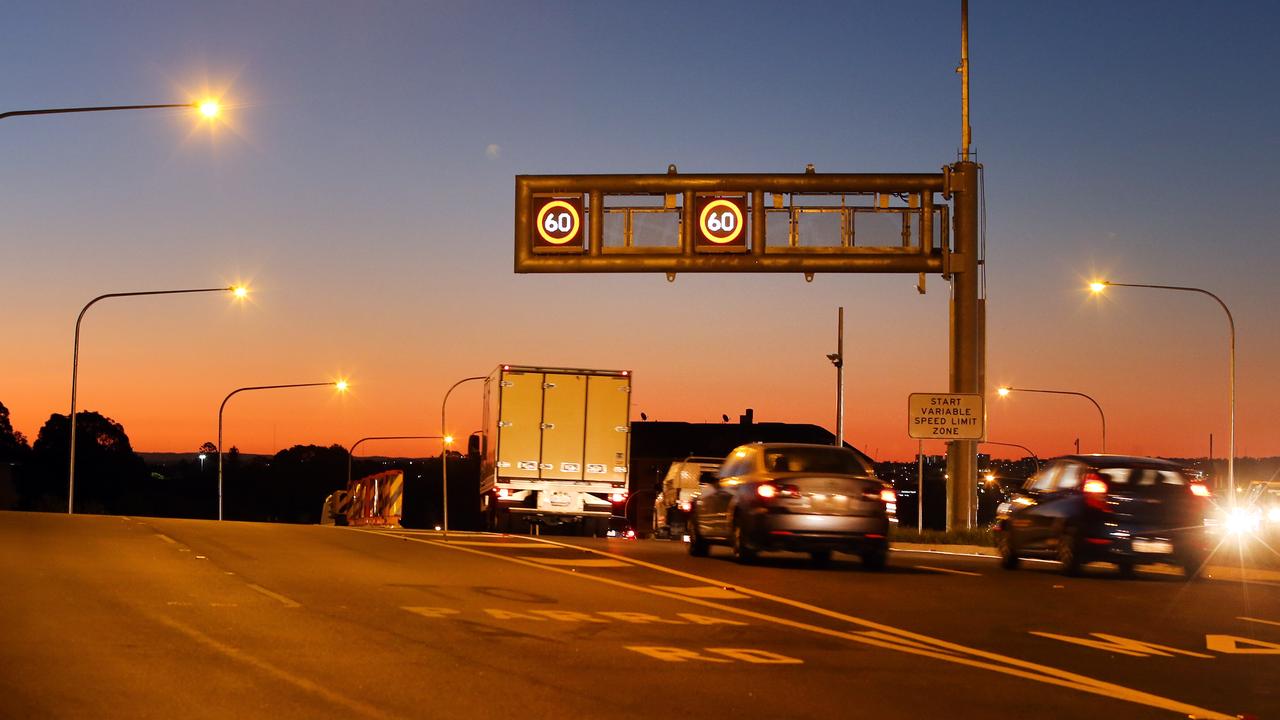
top-left (155, 533), bottom-right (177, 545)
top-left (1238, 616), bottom-right (1280, 628)
top-left (518, 556), bottom-right (630, 568)
top-left (444, 540), bottom-right (557, 548)
top-left (913, 564), bottom-right (982, 577)
top-left (650, 585), bottom-right (751, 599)
top-left (246, 583), bottom-right (301, 608)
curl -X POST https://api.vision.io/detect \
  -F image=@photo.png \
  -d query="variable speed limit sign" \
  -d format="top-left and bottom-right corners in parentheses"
top-left (908, 393), bottom-right (985, 440)
top-left (694, 195), bottom-right (748, 252)
top-left (532, 196), bottom-right (584, 253)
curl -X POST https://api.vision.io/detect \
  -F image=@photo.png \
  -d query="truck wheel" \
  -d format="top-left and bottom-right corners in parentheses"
top-left (688, 516), bottom-right (710, 557)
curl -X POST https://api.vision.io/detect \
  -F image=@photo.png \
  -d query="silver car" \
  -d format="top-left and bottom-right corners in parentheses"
top-left (688, 443), bottom-right (894, 568)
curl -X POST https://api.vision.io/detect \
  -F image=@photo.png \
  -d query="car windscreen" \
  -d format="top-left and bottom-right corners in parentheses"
top-left (764, 447), bottom-right (866, 475)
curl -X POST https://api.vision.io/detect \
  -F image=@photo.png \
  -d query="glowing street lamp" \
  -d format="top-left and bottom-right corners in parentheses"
top-left (67, 285), bottom-right (248, 514)
top-left (217, 379), bottom-right (348, 521)
top-left (996, 385), bottom-right (1106, 453)
top-left (1089, 279), bottom-right (1237, 502)
top-left (440, 376), bottom-right (486, 540)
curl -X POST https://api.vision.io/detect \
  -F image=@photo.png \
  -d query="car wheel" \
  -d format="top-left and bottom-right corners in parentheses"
top-left (860, 544), bottom-right (888, 571)
top-left (1117, 561), bottom-right (1137, 579)
top-left (687, 514), bottom-right (710, 557)
top-left (1057, 527), bottom-right (1082, 576)
top-left (809, 550), bottom-right (832, 567)
top-left (996, 527), bottom-right (1020, 570)
top-left (1179, 550), bottom-right (1205, 581)
top-left (730, 519), bottom-right (757, 564)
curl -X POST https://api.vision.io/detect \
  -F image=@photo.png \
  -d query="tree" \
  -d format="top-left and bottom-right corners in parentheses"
top-left (30, 411), bottom-right (147, 513)
top-left (0, 401), bottom-right (29, 462)
top-left (198, 441), bottom-right (217, 455)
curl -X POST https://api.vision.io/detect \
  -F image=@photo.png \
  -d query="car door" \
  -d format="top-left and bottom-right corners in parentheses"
top-left (1014, 462), bottom-right (1062, 549)
top-left (1035, 461), bottom-right (1084, 547)
top-left (701, 449), bottom-right (750, 539)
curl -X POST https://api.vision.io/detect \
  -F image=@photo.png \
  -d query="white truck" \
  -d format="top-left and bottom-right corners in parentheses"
top-left (479, 365), bottom-right (631, 535)
top-left (653, 456), bottom-right (722, 539)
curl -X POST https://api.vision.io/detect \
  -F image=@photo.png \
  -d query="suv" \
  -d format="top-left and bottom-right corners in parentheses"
top-left (994, 455), bottom-right (1212, 578)
top-left (653, 456), bottom-right (721, 539)
top-left (687, 443), bottom-right (894, 568)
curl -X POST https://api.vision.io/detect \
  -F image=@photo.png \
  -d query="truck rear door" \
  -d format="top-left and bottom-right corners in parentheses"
top-left (497, 370), bottom-right (543, 479)
top-left (540, 372), bottom-right (588, 481)
top-left (584, 374), bottom-right (630, 485)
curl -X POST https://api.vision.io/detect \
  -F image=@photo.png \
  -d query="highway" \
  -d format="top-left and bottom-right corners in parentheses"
top-left (1, 511), bottom-right (1276, 719)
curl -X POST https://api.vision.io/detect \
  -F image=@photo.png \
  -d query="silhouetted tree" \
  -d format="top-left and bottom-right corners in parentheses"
top-left (0, 401), bottom-right (30, 508)
top-left (198, 441), bottom-right (217, 455)
top-left (29, 411), bottom-right (147, 514)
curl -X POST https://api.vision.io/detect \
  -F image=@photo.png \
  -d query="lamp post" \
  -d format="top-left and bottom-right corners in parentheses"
top-left (68, 285), bottom-right (247, 514)
top-left (1090, 280), bottom-right (1236, 502)
top-left (2, 101), bottom-right (219, 122)
top-left (348, 435), bottom-right (442, 488)
top-left (996, 386), bottom-right (1106, 454)
top-left (440, 375), bottom-right (486, 541)
top-left (826, 306), bottom-right (845, 446)
top-left (217, 380), bottom-right (347, 521)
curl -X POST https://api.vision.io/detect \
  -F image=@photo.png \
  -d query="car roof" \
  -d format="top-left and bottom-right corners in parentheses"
top-left (742, 442), bottom-right (856, 452)
top-left (1053, 454), bottom-right (1183, 469)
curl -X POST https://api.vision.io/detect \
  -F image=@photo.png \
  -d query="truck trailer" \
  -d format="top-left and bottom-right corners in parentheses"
top-left (480, 364), bottom-right (631, 535)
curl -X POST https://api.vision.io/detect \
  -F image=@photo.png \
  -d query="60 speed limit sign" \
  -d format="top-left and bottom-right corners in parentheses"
top-left (532, 196), bottom-right (584, 253)
top-left (694, 195), bottom-right (748, 252)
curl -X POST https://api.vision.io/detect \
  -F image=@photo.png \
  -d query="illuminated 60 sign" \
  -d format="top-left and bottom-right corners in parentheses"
top-left (532, 196), bottom-right (584, 253)
top-left (694, 195), bottom-right (747, 252)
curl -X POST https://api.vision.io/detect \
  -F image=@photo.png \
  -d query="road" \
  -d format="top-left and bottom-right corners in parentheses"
top-left (1, 511), bottom-right (1276, 719)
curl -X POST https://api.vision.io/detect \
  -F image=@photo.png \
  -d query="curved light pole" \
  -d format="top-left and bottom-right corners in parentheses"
top-left (980, 440), bottom-right (1040, 469)
top-left (218, 380), bottom-right (347, 521)
top-left (440, 375), bottom-right (486, 540)
top-left (68, 285), bottom-right (246, 514)
top-left (1092, 280), bottom-right (1236, 503)
top-left (996, 386), bottom-right (1106, 454)
top-left (348, 435), bottom-right (443, 488)
top-left (2, 101), bottom-right (218, 122)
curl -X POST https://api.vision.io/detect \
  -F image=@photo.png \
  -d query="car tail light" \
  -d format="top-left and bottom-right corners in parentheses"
top-left (880, 489), bottom-right (897, 504)
top-left (678, 501), bottom-right (692, 512)
top-left (1083, 473), bottom-right (1110, 512)
top-left (625, 529), bottom-right (636, 539)
top-left (1190, 483), bottom-right (1211, 498)
top-left (758, 484), bottom-right (799, 500)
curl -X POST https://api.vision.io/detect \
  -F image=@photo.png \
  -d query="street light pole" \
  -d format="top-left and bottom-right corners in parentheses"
top-left (1, 102), bottom-right (208, 122)
top-left (1093, 280), bottom-right (1236, 502)
top-left (826, 306), bottom-right (845, 446)
top-left (980, 441), bottom-right (1041, 470)
top-left (348, 435), bottom-right (442, 488)
top-left (996, 386), bottom-right (1107, 454)
top-left (440, 376), bottom-right (486, 541)
top-left (218, 380), bottom-right (346, 521)
top-left (68, 286), bottom-right (243, 514)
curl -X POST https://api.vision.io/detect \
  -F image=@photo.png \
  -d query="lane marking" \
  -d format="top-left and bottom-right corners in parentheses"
top-left (246, 583), bottom-right (301, 608)
top-left (155, 533), bottom-right (178, 545)
top-left (1030, 632), bottom-right (1214, 659)
top-left (443, 541), bottom-right (556, 549)
top-left (1238, 616), bottom-right (1280, 628)
top-left (626, 646), bottom-right (803, 664)
top-left (150, 613), bottom-right (398, 720)
top-left (651, 585), bottom-right (751, 599)
top-left (912, 565), bottom-right (982, 577)
top-left (518, 556), bottom-right (630, 568)
top-left (1205, 635), bottom-right (1280, 654)
top-left (368, 530), bottom-right (1234, 720)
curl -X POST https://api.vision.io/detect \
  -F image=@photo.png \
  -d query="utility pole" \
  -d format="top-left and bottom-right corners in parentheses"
top-left (828, 307), bottom-right (845, 446)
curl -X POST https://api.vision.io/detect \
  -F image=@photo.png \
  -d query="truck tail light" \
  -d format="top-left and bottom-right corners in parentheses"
top-left (609, 492), bottom-right (627, 503)
top-left (497, 488), bottom-right (510, 499)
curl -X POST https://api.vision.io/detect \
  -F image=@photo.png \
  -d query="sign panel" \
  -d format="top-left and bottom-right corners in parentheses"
top-left (694, 195), bottom-right (748, 253)
top-left (907, 393), bottom-right (984, 440)
top-left (532, 195), bottom-right (585, 253)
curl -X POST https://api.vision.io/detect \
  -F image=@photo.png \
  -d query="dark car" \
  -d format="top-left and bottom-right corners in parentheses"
top-left (687, 443), bottom-right (894, 568)
top-left (993, 455), bottom-right (1212, 578)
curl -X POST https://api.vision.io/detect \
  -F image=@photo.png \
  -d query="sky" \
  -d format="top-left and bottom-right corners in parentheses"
top-left (2, 1), bottom-right (1278, 465)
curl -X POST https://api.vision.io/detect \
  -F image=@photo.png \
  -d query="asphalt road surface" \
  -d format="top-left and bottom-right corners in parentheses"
top-left (2, 511), bottom-right (1277, 719)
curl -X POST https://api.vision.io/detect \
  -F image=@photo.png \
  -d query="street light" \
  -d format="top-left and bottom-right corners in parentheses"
top-left (347, 435), bottom-right (442, 489)
top-left (1090, 279), bottom-right (1237, 502)
top-left (217, 379), bottom-right (348, 521)
top-left (1, 100), bottom-right (221, 123)
top-left (441, 375), bottom-right (486, 541)
top-left (996, 386), bottom-right (1107, 453)
top-left (67, 285), bottom-right (248, 514)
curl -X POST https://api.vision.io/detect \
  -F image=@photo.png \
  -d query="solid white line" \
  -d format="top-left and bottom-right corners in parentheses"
top-left (246, 583), bottom-right (301, 608)
top-left (913, 564), bottom-right (982, 577)
top-left (1238, 616), bottom-right (1280, 628)
top-left (154, 533), bottom-right (178, 545)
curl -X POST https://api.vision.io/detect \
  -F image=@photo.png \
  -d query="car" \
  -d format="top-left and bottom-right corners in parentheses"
top-left (653, 456), bottom-right (721, 539)
top-left (993, 454), bottom-right (1212, 578)
top-left (687, 442), bottom-right (894, 568)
